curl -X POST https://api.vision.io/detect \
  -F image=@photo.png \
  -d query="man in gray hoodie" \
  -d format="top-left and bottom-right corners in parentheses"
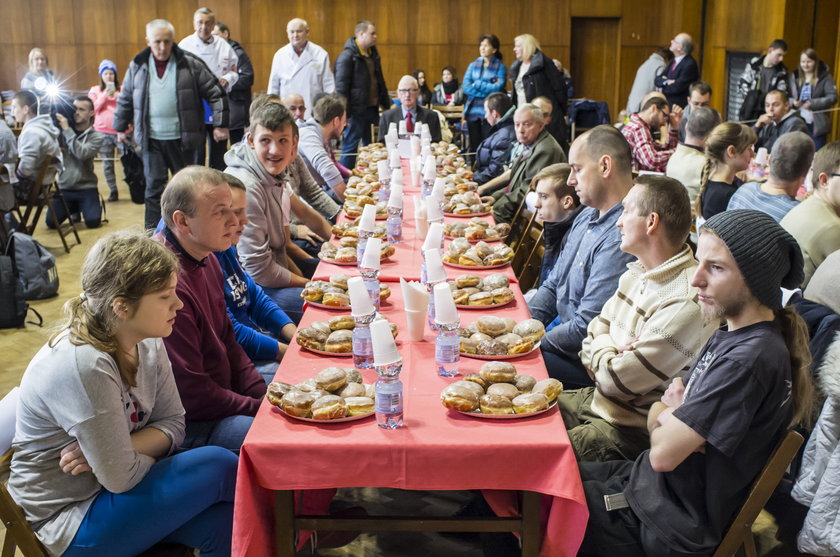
top-left (12, 89), bottom-right (61, 185)
top-left (298, 93), bottom-right (347, 203)
top-left (46, 95), bottom-right (104, 229)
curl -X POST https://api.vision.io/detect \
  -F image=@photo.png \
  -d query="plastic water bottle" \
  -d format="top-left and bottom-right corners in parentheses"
top-left (352, 311), bottom-right (375, 369)
top-left (360, 267), bottom-right (381, 312)
top-left (386, 206), bottom-right (402, 244)
top-left (435, 320), bottom-right (461, 377)
top-left (422, 176), bottom-right (434, 198)
top-left (379, 175), bottom-right (391, 206)
top-left (375, 361), bottom-right (404, 429)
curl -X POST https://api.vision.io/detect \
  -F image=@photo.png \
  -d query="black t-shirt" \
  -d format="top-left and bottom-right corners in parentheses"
top-left (625, 320), bottom-right (792, 554)
top-left (700, 176), bottom-right (744, 220)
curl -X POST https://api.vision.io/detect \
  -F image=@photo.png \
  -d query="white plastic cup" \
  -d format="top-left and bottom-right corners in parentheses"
top-left (425, 248), bottom-right (447, 283)
top-left (433, 282), bottom-right (458, 324)
top-left (371, 319), bottom-right (400, 366)
top-left (755, 147), bottom-right (769, 166)
top-left (348, 276), bottom-right (374, 317)
top-left (359, 203), bottom-right (377, 233)
top-left (388, 183), bottom-right (404, 209)
top-left (405, 309), bottom-right (426, 341)
top-left (362, 237), bottom-right (382, 269)
top-left (377, 160), bottom-right (390, 182)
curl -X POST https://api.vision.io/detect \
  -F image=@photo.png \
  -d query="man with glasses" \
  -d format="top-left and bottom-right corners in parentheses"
top-left (621, 96), bottom-right (682, 172)
top-left (377, 75), bottom-right (441, 142)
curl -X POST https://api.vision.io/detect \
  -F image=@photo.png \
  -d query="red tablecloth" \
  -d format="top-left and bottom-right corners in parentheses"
top-left (233, 277), bottom-right (588, 557)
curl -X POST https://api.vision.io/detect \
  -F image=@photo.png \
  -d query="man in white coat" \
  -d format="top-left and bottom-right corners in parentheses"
top-left (267, 18), bottom-right (335, 120)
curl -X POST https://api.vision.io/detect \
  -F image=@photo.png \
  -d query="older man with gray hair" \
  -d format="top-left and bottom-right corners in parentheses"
top-left (727, 131), bottom-right (815, 222)
top-left (268, 18), bottom-right (335, 120)
top-left (481, 103), bottom-right (566, 223)
top-left (377, 75), bottom-right (442, 142)
top-left (666, 106), bottom-right (721, 208)
top-left (114, 18), bottom-right (228, 229)
top-left (655, 32), bottom-right (699, 108)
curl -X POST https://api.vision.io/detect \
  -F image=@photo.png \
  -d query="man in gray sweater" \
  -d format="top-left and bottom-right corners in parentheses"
top-left (298, 93), bottom-right (348, 204)
top-left (46, 95), bottom-right (104, 229)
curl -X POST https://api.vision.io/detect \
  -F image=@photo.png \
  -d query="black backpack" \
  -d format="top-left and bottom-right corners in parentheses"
top-left (5, 232), bottom-right (59, 300)
top-left (0, 245), bottom-right (43, 329)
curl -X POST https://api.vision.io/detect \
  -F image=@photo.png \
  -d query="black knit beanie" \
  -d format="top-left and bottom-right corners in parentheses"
top-left (700, 210), bottom-right (804, 311)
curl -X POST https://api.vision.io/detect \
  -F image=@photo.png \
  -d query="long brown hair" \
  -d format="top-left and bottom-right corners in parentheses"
top-left (50, 230), bottom-right (179, 387)
top-left (696, 123), bottom-right (756, 219)
top-left (797, 48), bottom-right (820, 89)
top-left (778, 306), bottom-right (816, 427)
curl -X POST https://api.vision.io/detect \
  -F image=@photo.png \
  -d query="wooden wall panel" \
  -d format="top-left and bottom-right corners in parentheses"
top-left (0, 0), bottom-right (836, 141)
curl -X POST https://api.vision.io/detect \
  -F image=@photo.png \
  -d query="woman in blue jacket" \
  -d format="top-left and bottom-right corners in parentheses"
top-left (462, 34), bottom-right (507, 154)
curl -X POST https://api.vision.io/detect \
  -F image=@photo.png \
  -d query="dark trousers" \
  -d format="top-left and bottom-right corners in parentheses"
top-left (46, 188), bottom-right (102, 229)
top-left (229, 128), bottom-right (245, 146)
top-left (143, 138), bottom-right (195, 230)
top-left (578, 460), bottom-right (708, 557)
top-left (195, 124), bottom-right (228, 170)
top-left (467, 118), bottom-right (488, 153)
top-left (340, 106), bottom-right (380, 169)
top-left (541, 348), bottom-right (594, 389)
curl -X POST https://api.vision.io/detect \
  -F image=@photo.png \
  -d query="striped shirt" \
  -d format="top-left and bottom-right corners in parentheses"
top-left (726, 181), bottom-right (799, 222)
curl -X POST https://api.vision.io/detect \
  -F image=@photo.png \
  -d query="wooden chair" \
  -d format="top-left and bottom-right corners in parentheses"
top-left (431, 105), bottom-right (466, 148)
top-left (505, 195), bottom-right (534, 253)
top-left (46, 186), bottom-right (82, 253)
top-left (0, 388), bottom-right (48, 557)
top-left (14, 156), bottom-right (56, 236)
top-left (511, 216), bottom-right (542, 277)
top-left (517, 240), bottom-right (546, 292)
top-left (712, 430), bottom-right (805, 557)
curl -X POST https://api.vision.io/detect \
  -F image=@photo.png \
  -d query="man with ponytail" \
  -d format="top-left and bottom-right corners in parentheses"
top-left (576, 209), bottom-right (813, 556)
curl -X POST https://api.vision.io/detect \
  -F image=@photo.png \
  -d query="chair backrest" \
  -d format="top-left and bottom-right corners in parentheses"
top-left (0, 388), bottom-right (47, 556)
top-left (505, 196), bottom-right (533, 252)
top-left (517, 238), bottom-right (546, 292)
top-left (511, 216), bottom-right (543, 276)
top-left (712, 429), bottom-right (805, 557)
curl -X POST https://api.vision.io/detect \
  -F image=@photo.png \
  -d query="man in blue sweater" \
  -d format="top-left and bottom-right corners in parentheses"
top-left (214, 173), bottom-right (297, 373)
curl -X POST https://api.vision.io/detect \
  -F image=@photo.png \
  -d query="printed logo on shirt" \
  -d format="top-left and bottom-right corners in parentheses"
top-left (684, 349), bottom-right (715, 399)
top-left (226, 274), bottom-right (247, 308)
top-left (126, 399), bottom-right (147, 424)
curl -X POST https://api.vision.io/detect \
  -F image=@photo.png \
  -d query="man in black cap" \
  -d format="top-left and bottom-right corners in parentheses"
top-left (573, 209), bottom-right (814, 557)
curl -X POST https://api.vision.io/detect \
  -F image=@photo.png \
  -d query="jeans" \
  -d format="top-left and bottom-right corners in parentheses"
top-left (294, 238), bottom-right (321, 258)
top-left (541, 348), bottom-right (593, 389)
top-left (63, 446), bottom-right (238, 557)
top-left (195, 124), bottom-right (228, 170)
top-left (143, 139), bottom-right (195, 230)
top-left (46, 188), bottom-right (102, 229)
top-left (340, 106), bottom-right (379, 168)
top-left (255, 360), bottom-right (280, 383)
top-left (182, 415), bottom-right (255, 453)
top-left (262, 285), bottom-right (305, 325)
top-left (98, 132), bottom-right (120, 196)
top-left (295, 256), bottom-right (320, 279)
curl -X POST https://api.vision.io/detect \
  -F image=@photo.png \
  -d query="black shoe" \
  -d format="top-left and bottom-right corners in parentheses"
top-left (70, 213), bottom-right (82, 223)
top-left (107, 192), bottom-right (118, 202)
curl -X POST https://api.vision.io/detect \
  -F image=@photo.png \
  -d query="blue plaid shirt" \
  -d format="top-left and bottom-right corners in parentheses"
top-left (528, 203), bottom-right (635, 356)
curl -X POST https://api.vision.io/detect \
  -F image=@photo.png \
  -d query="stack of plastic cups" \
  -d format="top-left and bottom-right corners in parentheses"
top-left (386, 181), bottom-right (403, 244)
top-left (420, 221), bottom-right (444, 284)
top-left (371, 319), bottom-right (404, 429)
top-left (360, 236), bottom-right (382, 312)
top-left (424, 247), bottom-right (447, 332)
top-left (433, 282), bottom-right (460, 377)
top-left (356, 204), bottom-right (377, 271)
top-left (348, 276), bottom-right (376, 370)
top-left (414, 196), bottom-right (429, 238)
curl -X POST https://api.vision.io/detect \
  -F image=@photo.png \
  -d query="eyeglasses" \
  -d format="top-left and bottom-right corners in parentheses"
top-left (398, 88), bottom-right (419, 94)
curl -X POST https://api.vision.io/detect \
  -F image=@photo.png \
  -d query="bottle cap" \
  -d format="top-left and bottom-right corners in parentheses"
top-left (426, 197), bottom-right (443, 222)
top-left (422, 221), bottom-right (443, 251)
top-left (361, 236), bottom-right (381, 270)
top-left (387, 183), bottom-right (403, 209)
top-left (348, 276), bottom-right (374, 317)
top-left (371, 318), bottom-right (400, 366)
top-left (359, 203), bottom-right (377, 233)
top-left (425, 248), bottom-right (447, 283)
top-left (433, 281), bottom-right (458, 324)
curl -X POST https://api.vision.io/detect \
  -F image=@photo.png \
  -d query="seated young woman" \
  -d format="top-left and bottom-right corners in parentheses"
top-left (8, 230), bottom-right (238, 557)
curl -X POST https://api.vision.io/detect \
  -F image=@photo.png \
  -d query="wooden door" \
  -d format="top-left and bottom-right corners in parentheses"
top-left (570, 17), bottom-right (621, 120)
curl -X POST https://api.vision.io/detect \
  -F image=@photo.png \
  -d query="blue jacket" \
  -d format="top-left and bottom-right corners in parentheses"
top-left (473, 107), bottom-right (515, 185)
top-left (462, 57), bottom-right (507, 121)
top-left (214, 246), bottom-right (293, 361)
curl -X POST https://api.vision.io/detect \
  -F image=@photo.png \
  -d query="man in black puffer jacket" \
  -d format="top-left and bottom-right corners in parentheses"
top-left (335, 20), bottom-right (390, 169)
top-left (473, 92), bottom-right (516, 185)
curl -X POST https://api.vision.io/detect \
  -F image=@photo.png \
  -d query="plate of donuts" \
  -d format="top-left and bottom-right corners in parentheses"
top-left (461, 342), bottom-right (540, 360)
top-left (443, 211), bottom-right (491, 218)
top-left (440, 362), bottom-right (563, 419)
top-left (443, 261), bottom-right (510, 270)
top-left (458, 316), bottom-right (546, 359)
top-left (301, 346), bottom-right (354, 357)
top-left (455, 298), bottom-right (514, 311)
top-left (267, 368), bottom-right (376, 423)
top-left (444, 235), bottom-right (503, 244)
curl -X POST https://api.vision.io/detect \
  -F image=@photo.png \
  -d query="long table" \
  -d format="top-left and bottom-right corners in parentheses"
top-left (232, 163), bottom-right (588, 557)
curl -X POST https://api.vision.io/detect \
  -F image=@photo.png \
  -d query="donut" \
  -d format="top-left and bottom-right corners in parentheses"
top-left (440, 383), bottom-right (480, 412)
top-left (325, 329), bottom-right (353, 353)
top-left (296, 327), bottom-right (327, 350)
top-left (266, 382), bottom-right (292, 407)
top-left (531, 378), bottom-right (564, 403)
top-left (479, 361), bottom-right (517, 383)
top-left (338, 382), bottom-right (367, 398)
top-left (469, 332), bottom-right (493, 343)
top-left (322, 292), bottom-right (351, 307)
top-left (463, 373), bottom-right (488, 390)
top-left (512, 393), bottom-right (549, 414)
top-left (491, 287), bottom-right (515, 305)
top-left (456, 274), bottom-right (482, 288)
top-left (301, 286), bottom-right (324, 302)
top-left (486, 382), bottom-right (520, 400)
top-left (315, 367), bottom-right (348, 391)
top-left (330, 274), bottom-right (350, 290)
top-left (311, 395), bottom-right (349, 420)
top-left (281, 389), bottom-right (318, 417)
top-left (508, 339), bottom-right (535, 354)
top-left (482, 273), bottom-right (510, 291)
top-left (310, 321), bottom-right (332, 336)
top-left (329, 315), bottom-right (356, 331)
top-left (345, 396), bottom-right (375, 416)
top-left (495, 333), bottom-right (524, 349)
top-left (460, 337), bottom-right (479, 354)
top-left (344, 368), bottom-right (363, 383)
top-left (512, 319), bottom-right (546, 344)
top-left (468, 292), bottom-right (494, 306)
top-left (379, 283), bottom-right (392, 302)
top-left (451, 380), bottom-right (485, 398)
top-left (513, 374), bottom-right (537, 393)
top-left (476, 339), bottom-right (509, 356)
top-left (480, 394), bottom-right (515, 415)
top-left (476, 316), bottom-right (507, 336)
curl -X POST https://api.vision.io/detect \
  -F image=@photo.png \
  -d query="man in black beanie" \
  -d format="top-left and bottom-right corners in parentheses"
top-left (572, 209), bottom-right (814, 557)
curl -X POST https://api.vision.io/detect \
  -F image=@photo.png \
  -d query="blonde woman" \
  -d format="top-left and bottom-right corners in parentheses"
top-left (9, 230), bottom-right (238, 556)
top-left (790, 48), bottom-right (838, 150)
top-left (695, 122), bottom-right (756, 223)
top-left (20, 47), bottom-right (57, 95)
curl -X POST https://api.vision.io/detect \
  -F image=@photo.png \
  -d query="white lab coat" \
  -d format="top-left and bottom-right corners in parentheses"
top-left (178, 33), bottom-right (238, 92)
top-left (267, 41), bottom-right (336, 119)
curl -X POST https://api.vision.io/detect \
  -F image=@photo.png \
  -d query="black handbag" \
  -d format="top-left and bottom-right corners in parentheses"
top-left (120, 146), bottom-right (146, 204)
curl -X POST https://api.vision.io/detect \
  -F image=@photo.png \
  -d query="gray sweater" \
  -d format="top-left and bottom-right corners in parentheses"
top-left (17, 115), bottom-right (61, 179)
top-left (8, 336), bottom-right (185, 556)
top-left (58, 127), bottom-right (103, 191)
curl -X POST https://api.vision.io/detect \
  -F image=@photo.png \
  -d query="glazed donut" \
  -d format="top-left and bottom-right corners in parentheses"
top-left (468, 292), bottom-right (494, 306)
top-left (512, 393), bottom-right (549, 414)
top-left (486, 382), bottom-right (520, 400)
top-left (513, 374), bottom-right (537, 393)
top-left (440, 383), bottom-right (480, 412)
top-left (345, 396), bottom-right (375, 416)
top-left (451, 380), bottom-right (485, 398)
top-left (344, 368), bottom-right (363, 383)
top-left (460, 337), bottom-right (479, 354)
top-left (281, 389), bottom-right (318, 417)
top-left (315, 367), bottom-right (348, 391)
top-left (513, 319), bottom-right (547, 344)
top-left (456, 274), bottom-right (482, 288)
top-left (531, 378), bottom-right (564, 403)
top-left (479, 361), bottom-right (517, 383)
top-left (495, 333), bottom-right (524, 349)
top-left (266, 382), bottom-right (292, 407)
top-left (339, 236), bottom-right (358, 248)
top-left (325, 329), bottom-right (353, 353)
top-left (296, 327), bottom-right (327, 350)
top-left (301, 286), bottom-right (324, 302)
top-left (338, 382), bottom-right (367, 398)
top-left (311, 395), bottom-right (349, 420)
top-left (500, 318), bottom-right (517, 336)
top-left (491, 287), bottom-right (515, 305)
top-left (463, 373), bottom-right (488, 390)
top-left (453, 289), bottom-right (471, 305)
top-left (330, 274), bottom-right (350, 290)
top-left (469, 332), bottom-right (493, 343)
top-left (379, 283), bottom-right (392, 302)
top-left (322, 292), bottom-right (351, 307)
top-left (508, 339), bottom-right (535, 355)
top-left (476, 316), bottom-right (507, 336)
top-left (310, 321), bottom-right (332, 336)
top-left (335, 247), bottom-right (357, 263)
top-left (329, 315), bottom-right (356, 331)
top-left (476, 339), bottom-right (509, 356)
top-left (481, 273), bottom-right (509, 292)
top-left (480, 394), bottom-right (515, 415)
